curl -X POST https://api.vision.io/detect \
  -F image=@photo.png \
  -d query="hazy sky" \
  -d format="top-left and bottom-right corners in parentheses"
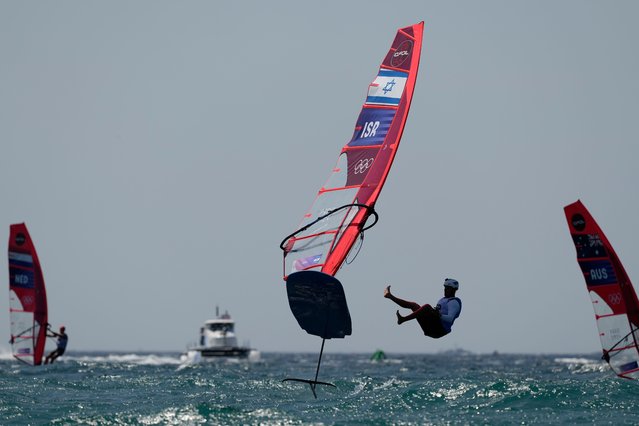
top-left (1, 1), bottom-right (638, 355)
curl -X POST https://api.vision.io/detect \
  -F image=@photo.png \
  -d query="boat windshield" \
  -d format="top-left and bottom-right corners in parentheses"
top-left (207, 323), bottom-right (234, 332)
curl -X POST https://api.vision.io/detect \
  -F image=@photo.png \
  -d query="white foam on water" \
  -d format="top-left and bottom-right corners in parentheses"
top-left (69, 353), bottom-right (182, 365)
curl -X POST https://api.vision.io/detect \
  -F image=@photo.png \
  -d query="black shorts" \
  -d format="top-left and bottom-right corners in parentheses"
top-left (50, 348), bottom-right (65, 357)
top-left (416, 308), bottom-right (448, 339)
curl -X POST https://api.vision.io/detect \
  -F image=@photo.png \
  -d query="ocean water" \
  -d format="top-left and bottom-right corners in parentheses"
top-left (1, 351), bottom-right (638, 425)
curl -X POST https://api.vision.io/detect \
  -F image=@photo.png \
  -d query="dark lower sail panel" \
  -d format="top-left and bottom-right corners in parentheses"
top-left (286, 270), bottom-right (352, 339)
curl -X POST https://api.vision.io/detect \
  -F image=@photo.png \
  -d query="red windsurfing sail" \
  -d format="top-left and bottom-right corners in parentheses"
top-left (564, 200), bottom-right (639, 379)
top-left (8, 223), bottom-right (48, 365)
top-left (281, 22), bottom-right (424, 279)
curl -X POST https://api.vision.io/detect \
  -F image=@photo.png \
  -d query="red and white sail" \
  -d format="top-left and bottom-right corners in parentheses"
top-left (8, 223), bottom-right (48, 365)
top-left (281, 22), bottom-right (424, 279)
top-left (564, 200), bottom-right (639, 379)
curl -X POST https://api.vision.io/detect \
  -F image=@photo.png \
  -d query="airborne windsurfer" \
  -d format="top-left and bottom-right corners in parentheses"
top-left (45, 325), bottom-right (68, 364)
top-left (384, 278), bottom-right (462, 338)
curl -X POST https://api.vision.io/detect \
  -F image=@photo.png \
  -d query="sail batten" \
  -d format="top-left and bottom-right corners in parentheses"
top-left (564, 200), bottom-right (639, 380)
top-left (8, 223), bottom-right (48, 366)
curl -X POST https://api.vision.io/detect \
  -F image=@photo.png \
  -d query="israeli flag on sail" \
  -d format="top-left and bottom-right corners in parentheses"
top-left (366, 69), bottom-right (408, 106)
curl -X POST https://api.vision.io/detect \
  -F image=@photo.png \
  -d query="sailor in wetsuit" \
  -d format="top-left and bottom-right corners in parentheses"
top-left (384, 278), bottom-right (462, 338)
top-left (45, 325), bottom-right (68, 364)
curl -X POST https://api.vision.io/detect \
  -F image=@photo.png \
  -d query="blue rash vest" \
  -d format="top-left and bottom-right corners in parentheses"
top-left (436, 297), bottom-right (462, 333)
top-left (57, 334), bottom-right (68, 350)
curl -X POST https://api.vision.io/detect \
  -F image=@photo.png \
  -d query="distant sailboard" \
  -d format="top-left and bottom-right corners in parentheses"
top-left (564, 200), bottom-right (639, 379)
top-left (280, 22), bottom-right (424, 396)
top-left (8, 223), bottom-right (48, 366)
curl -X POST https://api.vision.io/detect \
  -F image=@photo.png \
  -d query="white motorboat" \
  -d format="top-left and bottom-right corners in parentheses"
top-left (182, 308), bottom-right (259, 363)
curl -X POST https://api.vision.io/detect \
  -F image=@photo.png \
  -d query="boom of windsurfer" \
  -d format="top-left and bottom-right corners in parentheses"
top-left (45, 325), bottom-right (68, 364)
top-left (384, 278), bottom-right (462, 338)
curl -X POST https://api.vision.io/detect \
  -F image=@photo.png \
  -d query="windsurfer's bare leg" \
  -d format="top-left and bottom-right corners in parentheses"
top-left (45, 349), bottom-right (60, 364)
top-left (384, 286), bottom-right (420, 311)
top-left (397, 304), bottom-right (435, 324)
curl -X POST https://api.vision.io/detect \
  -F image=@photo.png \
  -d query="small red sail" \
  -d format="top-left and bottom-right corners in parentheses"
top-left (564, 200), bottom-right (639, 379)
top-left (281, 22), bottom-right (424, 279)
top-left (8, 223), bottom-right (48, 366)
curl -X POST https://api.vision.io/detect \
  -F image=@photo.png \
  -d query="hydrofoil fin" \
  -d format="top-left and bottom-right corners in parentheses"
top-left (283, 271), bottom-right (351, 397)
top-left (283, 338), bottom-right (335, 399)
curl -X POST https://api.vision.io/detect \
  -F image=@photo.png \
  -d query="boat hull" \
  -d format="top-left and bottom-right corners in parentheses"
top-left (197, 347), bottom-right (252, 358)
top-left (181, 347), bottom-right (261, 364)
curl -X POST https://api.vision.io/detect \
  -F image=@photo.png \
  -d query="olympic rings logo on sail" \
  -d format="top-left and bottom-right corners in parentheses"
top-left (354, 158), bottom-right (374, 175)
top-left (608, 293), bottom-right (622, 305)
